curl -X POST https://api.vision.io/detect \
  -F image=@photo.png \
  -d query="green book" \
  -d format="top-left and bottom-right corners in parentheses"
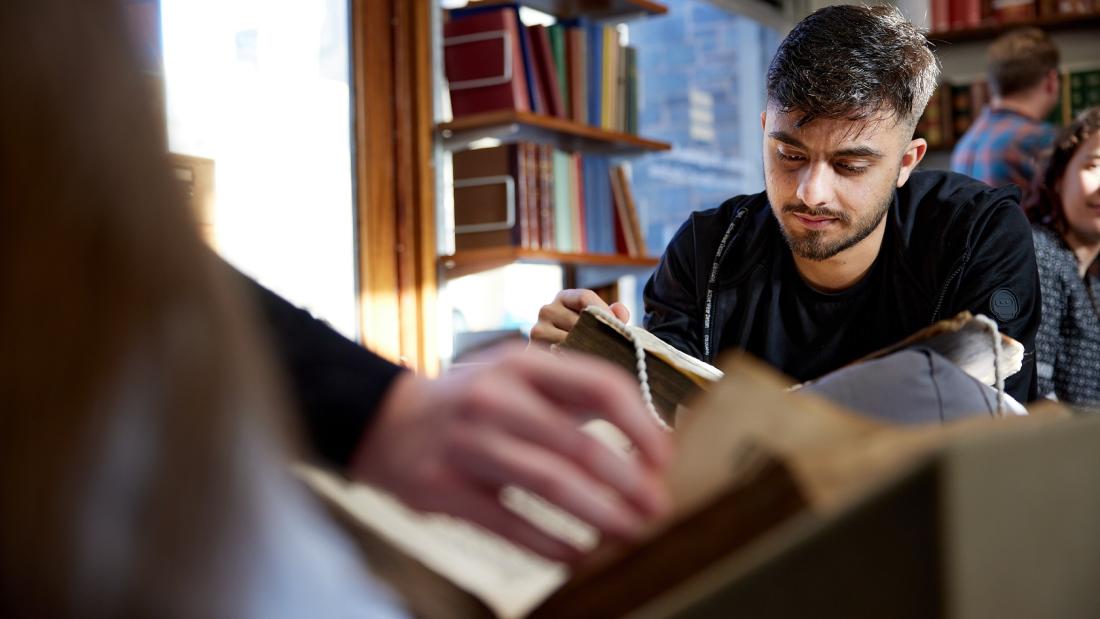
top-left (552, 149), bottom-right (574, 252)
top-left (548, 25), bottom-right (570, 120)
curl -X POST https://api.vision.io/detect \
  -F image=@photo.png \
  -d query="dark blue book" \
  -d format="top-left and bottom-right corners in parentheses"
top-left (586, 22), bottom-right (602, 129)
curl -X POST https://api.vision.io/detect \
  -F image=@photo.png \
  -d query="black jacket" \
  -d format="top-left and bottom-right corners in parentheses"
top-left (643, 170), bottom-right (1040, 402)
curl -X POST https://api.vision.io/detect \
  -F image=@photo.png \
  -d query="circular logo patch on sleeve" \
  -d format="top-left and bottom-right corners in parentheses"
top-left (990, 288), bottom-right (1020, 322)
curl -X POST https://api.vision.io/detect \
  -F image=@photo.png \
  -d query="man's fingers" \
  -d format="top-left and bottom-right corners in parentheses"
top-left (609, 302), bottom-right (631, 323)
top-left (557, 289), bottom-right (611, 313)
top-left (460, 373), bottom-right (668, 517)
top-left (510, 352), bottom-right (673, 470)
top-left (447, 427), bottom-right (648, 541)
top-left (529, 320), bottom-right (570, 346)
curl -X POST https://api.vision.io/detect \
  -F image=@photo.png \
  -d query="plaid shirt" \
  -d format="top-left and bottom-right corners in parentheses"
top-left (950, 107), bottom-right (1057, 190)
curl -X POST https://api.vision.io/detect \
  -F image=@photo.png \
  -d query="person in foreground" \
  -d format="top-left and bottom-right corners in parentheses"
top-left (1026, 107), bottom-right (1100, 409)
top-left (0, 1), bottom-right (670, 615)
top-left (533, 4), bottom-right (1041, 403)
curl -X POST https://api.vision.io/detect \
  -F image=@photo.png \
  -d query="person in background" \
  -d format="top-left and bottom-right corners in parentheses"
top-left (951, 27), bottom-right (1060, 190)
top-left (1027, 108), bottom-right (1100, 410)
top-left (0, 0), bottom-right (670, 615)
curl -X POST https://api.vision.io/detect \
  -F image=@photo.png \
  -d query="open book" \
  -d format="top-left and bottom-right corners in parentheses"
top-left (558, 307), bottom-right (722, 425)
top-left (560, 307), bottom-right (1024, 424)
top-left (300, 352), bottom-right (1061, 619)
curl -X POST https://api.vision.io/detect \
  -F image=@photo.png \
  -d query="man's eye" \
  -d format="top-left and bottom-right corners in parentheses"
top-left (776, 151), bottom-right (805, 162)
top-left (835, 161), bottom-right (869, 175)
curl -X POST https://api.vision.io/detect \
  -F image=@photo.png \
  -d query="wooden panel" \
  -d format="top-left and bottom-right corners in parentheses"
top-left (439, 111), bottom-right (671, 154)
top-left (352, 0), bottom-right (439, 374)
top-left (394, 0), bottom-right (440, 375)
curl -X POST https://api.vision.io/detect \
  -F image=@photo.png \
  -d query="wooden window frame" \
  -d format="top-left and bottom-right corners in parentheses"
top-left (351, 0), bottom-right (439, 374)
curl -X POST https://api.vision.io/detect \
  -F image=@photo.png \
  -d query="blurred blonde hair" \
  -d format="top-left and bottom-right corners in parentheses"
top-left (0, 0), bottom-right (291, 615)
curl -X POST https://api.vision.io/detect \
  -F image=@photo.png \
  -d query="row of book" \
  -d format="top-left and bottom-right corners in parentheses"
top-left (443, 5), bottom-right (639, 134)
top-left (931, 0), bottom-right (1098, 33)
top-left (916, 68), bottom-right (1100, 148)
top-left (452, 143), bottom-right (647, 257)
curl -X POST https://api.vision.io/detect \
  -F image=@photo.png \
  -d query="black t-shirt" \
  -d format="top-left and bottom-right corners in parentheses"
top-left (750, 250), bottom-right (881, 381)
top-left (723, 223), bottom-right (916, 383)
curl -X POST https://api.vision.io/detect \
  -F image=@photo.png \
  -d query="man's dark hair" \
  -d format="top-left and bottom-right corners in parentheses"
top-left (766, 4), bottom-right (939, 129)
top-left (986, 28), bottom-right (1059, 98)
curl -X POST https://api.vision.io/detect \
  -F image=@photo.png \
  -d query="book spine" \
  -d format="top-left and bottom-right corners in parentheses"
top-left (549, 25), bottom-right (570, 120)
top-left (539, 145), bottom-right (555, 250)
top-left (553, 149), bottom-right (573, 252)
top-left (587, 23), bottom-right (602, 129)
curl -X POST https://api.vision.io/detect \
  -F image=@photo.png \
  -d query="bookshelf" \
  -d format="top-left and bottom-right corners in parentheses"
top-left (438, 110), bottom-right (671, 154)
top-left (928, 12), bottom-right (1100, 44)
top-left (433, 0), bottom-right (670, 364)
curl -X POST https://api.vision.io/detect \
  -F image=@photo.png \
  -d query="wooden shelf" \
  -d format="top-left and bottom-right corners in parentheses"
top-left (462, 0), bottom-right (667, 20)
top-left (928, 13), bottom-right (1100, 44)
top-left (440, 247), bottom-right (659, 278)
top-left (438, 110), bottom-right (671, 154)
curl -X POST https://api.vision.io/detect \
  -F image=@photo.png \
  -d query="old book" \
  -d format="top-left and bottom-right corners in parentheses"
top-left (850, 310), bottom-right (1024, 386)
top-left (301, 351), bottom-right (1075, 619)
top-left (560, 306), bottom-right (723, 425)
top-left (560, 307), bottom-right (1025, 426)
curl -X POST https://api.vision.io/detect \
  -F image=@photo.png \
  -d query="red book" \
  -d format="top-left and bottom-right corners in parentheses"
top-left (932, 0), bottom-right (951, 31)
top-left (443, 8), bottom-right (530, 118)
top-left (529, 25), bottom-right (565, 118)
top-left (523, 143), bottom-right (540, 249)
top-left (538, 145), bottom-right (555, 250)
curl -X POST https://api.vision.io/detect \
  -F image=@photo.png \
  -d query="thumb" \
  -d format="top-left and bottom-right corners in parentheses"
top-left (609, 302), bottom-right (631, 324)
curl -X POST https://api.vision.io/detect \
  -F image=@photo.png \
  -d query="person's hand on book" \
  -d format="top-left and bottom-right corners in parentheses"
top-left (531, 289), bottom-right (631, 348)
top-left (349, 343), bottom-right (672, 563)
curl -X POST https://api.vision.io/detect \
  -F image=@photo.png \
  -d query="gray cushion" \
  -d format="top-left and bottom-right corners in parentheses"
top-left (802, 348), bottom-right (1015, 425)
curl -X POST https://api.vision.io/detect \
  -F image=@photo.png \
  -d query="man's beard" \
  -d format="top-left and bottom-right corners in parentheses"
top-left (778, 195), bottom-right (892, 262)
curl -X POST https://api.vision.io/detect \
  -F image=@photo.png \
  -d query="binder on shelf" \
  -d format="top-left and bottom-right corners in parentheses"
top-left (452, 145), bottom-right (529, 251)
top-left (443, 6), bottom-right (531, 118)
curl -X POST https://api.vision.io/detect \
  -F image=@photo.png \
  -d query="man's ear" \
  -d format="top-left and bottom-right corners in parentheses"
top-left (1045, 68), bottom-right (1060, 96)
top-left (760, 110), bottom-right (767, 130)
top-left (897, 137), bottom-right (928, 187)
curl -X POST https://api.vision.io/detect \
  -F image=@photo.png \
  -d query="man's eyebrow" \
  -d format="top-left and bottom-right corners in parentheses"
top-left (768, 130), bottom-right (884, 159)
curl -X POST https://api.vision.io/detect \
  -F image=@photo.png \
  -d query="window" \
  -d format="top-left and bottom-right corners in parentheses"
top-left (162, 0), bottom-right (358, 339)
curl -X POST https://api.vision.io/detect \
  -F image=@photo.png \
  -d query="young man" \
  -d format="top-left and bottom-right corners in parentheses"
top-left (533, 5), bottom-right (1041, 402)
top-left (951, 27), bottom-right (1060, 189)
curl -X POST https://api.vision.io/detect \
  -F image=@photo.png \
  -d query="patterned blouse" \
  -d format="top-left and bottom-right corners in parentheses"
top-left (1032, 225), bottom-right (1100, 409)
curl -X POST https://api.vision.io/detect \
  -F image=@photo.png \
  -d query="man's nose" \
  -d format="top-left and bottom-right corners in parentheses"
top-left (796, 163), bottom-right (834, 208)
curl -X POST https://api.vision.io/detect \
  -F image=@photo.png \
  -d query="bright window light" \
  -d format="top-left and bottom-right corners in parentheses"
top-left (162, 0), bottom-right (358, 340)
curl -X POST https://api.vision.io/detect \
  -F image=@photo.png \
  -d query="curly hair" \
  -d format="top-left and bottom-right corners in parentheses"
top-left (1024, 107), bottom-right (1100, 231)
top-left (766, 4), bottom-right (940, 129)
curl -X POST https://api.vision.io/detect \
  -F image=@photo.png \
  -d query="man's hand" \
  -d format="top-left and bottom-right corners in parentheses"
top-left (530, 289), bottom-right (631, 347)
top-left (350, 344), bottom-right (671, 563)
